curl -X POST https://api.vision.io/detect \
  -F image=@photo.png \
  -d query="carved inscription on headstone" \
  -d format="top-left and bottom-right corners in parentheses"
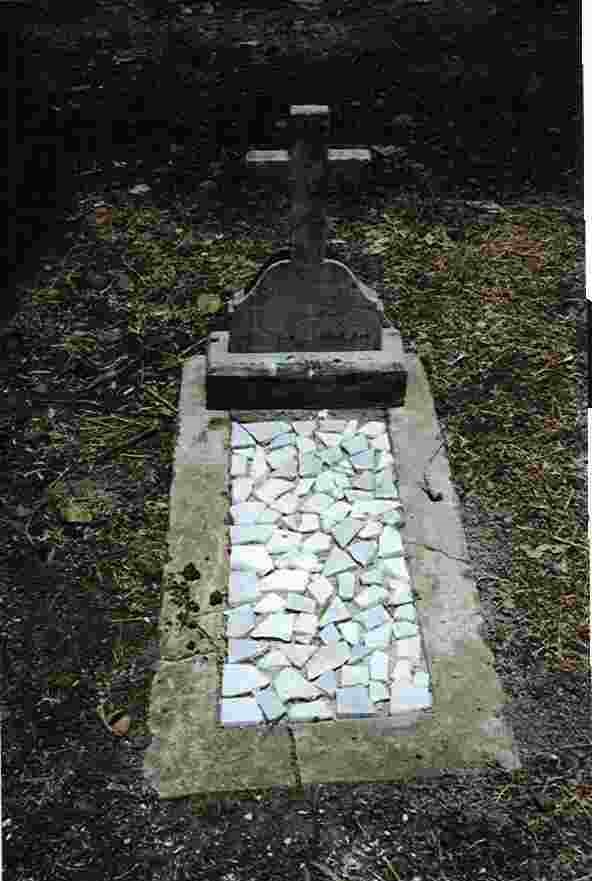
top-left (228, 259), bottom-right (383, 354)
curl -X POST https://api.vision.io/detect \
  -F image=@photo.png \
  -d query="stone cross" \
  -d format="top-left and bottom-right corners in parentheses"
top-left (246, 105), bottom-right (370, 271)
top-left (205, 105), bottom-right (408, 409)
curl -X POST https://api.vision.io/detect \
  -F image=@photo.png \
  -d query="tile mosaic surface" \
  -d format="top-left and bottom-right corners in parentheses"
top-left (220, 413), bottom-right (431, 726)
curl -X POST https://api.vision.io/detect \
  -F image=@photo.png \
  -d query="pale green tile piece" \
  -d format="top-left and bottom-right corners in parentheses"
top-left (284, 593), bottom-right (316, 613)
top-left (383, 556), bottom-right (410, 580)
top-left (331, 516), bottom-right (363, 549)
top-left (388, 580), bottom-right (414, 605)
top-left (317, 431), bottom-right (342, 448)
top-left (375, 470), bottom-right (399, 498)
top-left (334, 458), bottom-right (354, 474)
top-left (256, 649), bottom-right (291, 669)
top-left (287, 699), bottom-right (333, 722)
top-left (319, 447), bottom-right (344, 467)
top-left (376, 451), bottom-right (395, 470)
top-left (360, 565), bottom-right (386, 585)
top-left (350, 498), bottom-right (400, 518)
top-left (299, 452), bottom-right (322, 477)
top-left (393, 620), bottom-right (419, 639)
top-left (322, 546), bottom-right (358, 577)
top-left (369, 681), bottom-right (389, 702)
top-left (257, 507), bottom-right (282, 524)
top-left (414, 671), bottom-right (430, 689)
top-left (251, 611), bottom-right (295, 641)
top-left (255, 686), bottom-right (286, 722)
top-left (274, 667), bottom-right (320, 701)
top-left (267, 529), bottom-right (302, 555)
top-left (320, 500), bottom-right (351, 530)
top-left (382, 508), bottom-right (404, 526)
top-left (355, 604), bottom-right (390, 630)
top-left (270, 491), bottom-right (301, 514)
top-left (314, 471), bottom-right (338, 495)
top-left (341, 434), bottom-right (368, 456)
top-left (266, 446), bottom-right (298, 470)
top-left (294, 477), bottom-right (316, 496)
top-left (270, 432), bottom-right (296, 449)
top-left (338, 620), bottom-right (361, 645)
top-left (351, 471), bottom-right (375, 491)
top-left (394, 603), bottom-right (417, 623)
top-left (223, 605), bottom-right (256, 638)
top-left (230, 524), bottom-right (274, 545)
top-left (337, 571), bottom-right (356, 601)
top-left (354, 585), bottom-right (388, 608)
top-left (378, 525), bottom-right (404, 558)
top-left (358, 520), bottom-right (383, 539)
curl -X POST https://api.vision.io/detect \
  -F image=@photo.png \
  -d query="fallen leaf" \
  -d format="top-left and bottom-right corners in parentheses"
top-left (558, 657), bottom-right (577, 672)
top-left (560, 594), bottom-right (577, 608)
top-left (110, 714), bottom-right (131, 737)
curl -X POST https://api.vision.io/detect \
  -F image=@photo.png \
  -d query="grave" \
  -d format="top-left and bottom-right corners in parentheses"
top-left (143, 106), bottom-right (519, 798)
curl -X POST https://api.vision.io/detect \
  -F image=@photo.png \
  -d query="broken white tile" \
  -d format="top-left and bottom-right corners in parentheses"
top-left (317, 431), bottom-right (342, 448)
top-left (257, 507), bottom-right (282, 524)
top-left (351, 471), bottom-right (375, 491)
top-left (301, 492), bottom-right (334, 513)
top-left (222, 663), bottom-right (271, 696)
top-left (293, 612), bottom-right (319, 638)
top-left (232, 477), bottom-right (254, 504)
top-left (370, 433), bottom-right (391, 451)
top-left (295, 436), bottom-right (316, 455)
top-left (358, 520), bottom-right (383, 539)
top-left (376, 451), bottom-right (395, 470)
top-left (341, 663), bottom-right (369, 687)
top-left (259, 569), bottom-right (309, 592)
top-left (250, 445), bottom-right (269, 481)
top-left (231, 453), bottom-right (249, 476)
top-left (294, 477), bottom-right (316, 496)
top-left (307, 575), bottom-right (334, 606)
top-left (349, 499), bottom-right (399, 518)
top-left (254, 478), bottom-right (294, 504)
top-left (270, 491), bottom-right (301, 514)
top-left (382, 508), bottom-right (404, 526)
top-left (267, 529), bottom-right (302, 555)
top-left (282, 644), bottom-right (317, 667)
top-left (336, 685), bottom-right (375, 717)
top-left (392, 658), bottom-right (414, 682)
top-left (274, 667), bottom-right (320, 701)
top-left (254, 593), bottom-right (286, 614)
top-left (395, 635), bottom-right (422, 661)
top-left (288, 699), bottom-right (333, 722)
top-left (257, 649), bottom-right (291, 669)
top-left (383, 556), bottom-right (410, 580)
top-left (320, 419), bottom-right (348, 432)
top-left (243, 421), bottom-right (292, 444)
top-left (220, 697), bottom-right (263, 725)
top-left (319, 446), bottom-right (344, 467)
top-left (306, 640), bottom-right (351, 679)
top-left (297, 513), bottom-right (321, 532)
top-left (351, 449), bottom-right (376, 471)
top-left (302, 531), bottom-right (332, 553)
top-left (355, 604), bottom-right (390, 630)
top-left (388, 580), bottom-right (414, 605)
top-left (359, 421), bottom-right (386, 437)
top-left (276, 551), bottom-right (321, 572)
top-left (321, 501), bottom-right (351, 530)
top-left (292, 420), bottom-right (316, 436)
top-left (251, 612), bottom-right (295, 641)
top-left (230, 545), bottom-right (274, 574)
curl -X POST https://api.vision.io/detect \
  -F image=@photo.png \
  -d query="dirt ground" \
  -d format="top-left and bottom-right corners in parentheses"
top-left (2, 2), bottom-right (589, 880)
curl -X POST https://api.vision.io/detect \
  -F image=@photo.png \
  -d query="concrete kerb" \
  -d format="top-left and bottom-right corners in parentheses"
top-left (143, 354), bottom-right (520, 799)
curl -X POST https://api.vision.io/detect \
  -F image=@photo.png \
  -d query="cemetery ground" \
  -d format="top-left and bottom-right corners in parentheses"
top-left (2, 2), bottom-right (589, 880)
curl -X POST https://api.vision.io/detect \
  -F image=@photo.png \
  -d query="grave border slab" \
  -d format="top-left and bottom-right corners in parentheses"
top-left (143, 354), bottom-right (520, 799)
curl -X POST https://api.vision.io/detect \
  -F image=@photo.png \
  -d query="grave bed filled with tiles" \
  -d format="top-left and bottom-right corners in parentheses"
top-left (220, 411), bottom-right (432, 727)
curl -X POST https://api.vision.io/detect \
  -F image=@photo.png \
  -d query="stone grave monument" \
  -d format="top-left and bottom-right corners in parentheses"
top-left (206, 104), bottom-right (407, 410)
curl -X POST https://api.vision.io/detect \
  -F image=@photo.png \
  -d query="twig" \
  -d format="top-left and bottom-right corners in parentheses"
top-left (90, 424), bottom-right (161, 468)
top-left (143, 385), bottom-right (177, 416)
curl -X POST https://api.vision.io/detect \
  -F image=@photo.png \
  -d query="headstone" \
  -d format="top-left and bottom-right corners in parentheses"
top-left (206, 105), bottom-right (407, 409)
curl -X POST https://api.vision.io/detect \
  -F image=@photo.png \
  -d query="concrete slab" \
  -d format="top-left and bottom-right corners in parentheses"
top-left (144, 354), bottom-right (520, 799)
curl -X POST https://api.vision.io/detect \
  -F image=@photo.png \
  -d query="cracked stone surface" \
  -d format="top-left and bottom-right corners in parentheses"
top-left (220, 413), bottom-right (432, 726)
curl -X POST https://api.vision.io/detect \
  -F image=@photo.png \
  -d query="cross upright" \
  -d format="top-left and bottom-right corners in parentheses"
top-left (246, 105), bottom-right (372, 272)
